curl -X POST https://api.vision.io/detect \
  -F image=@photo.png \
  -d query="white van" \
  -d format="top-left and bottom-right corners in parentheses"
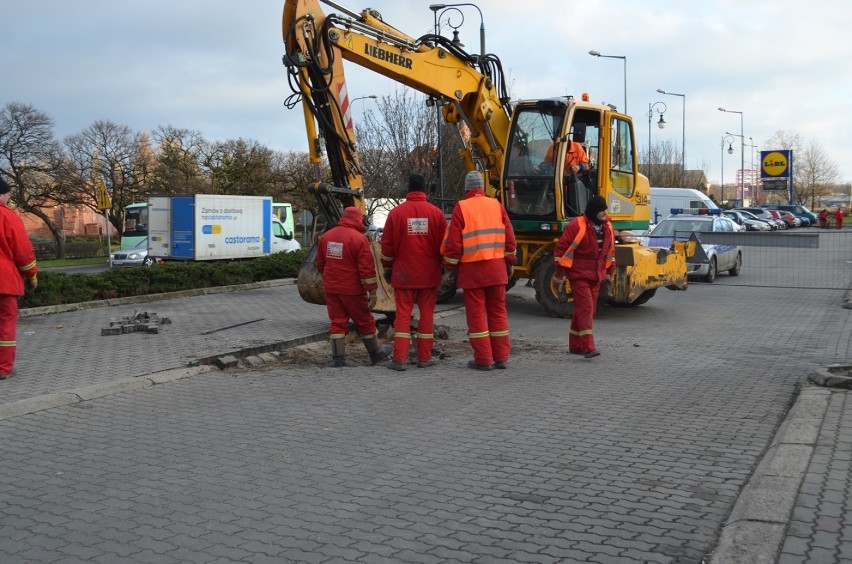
top-left (651, 187), bottom-right (718, 223)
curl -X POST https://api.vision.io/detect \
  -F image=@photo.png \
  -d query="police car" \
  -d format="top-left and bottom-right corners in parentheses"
top-left (641, 208), bottom-right (742, 283)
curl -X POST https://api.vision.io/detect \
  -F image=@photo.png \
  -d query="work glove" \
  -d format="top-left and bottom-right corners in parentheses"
top-left (383, 267), bottom-right (392, 284)
top-left (368, 289), bottom-right (377, 310)
top-left (26, 274), bottom-right (38, 291)
top-left (506, 263), bottom-right (514, 279)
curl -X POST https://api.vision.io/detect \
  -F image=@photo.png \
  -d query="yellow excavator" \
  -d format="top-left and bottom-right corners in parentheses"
top-left (282, 0), bottom-right (693, 317)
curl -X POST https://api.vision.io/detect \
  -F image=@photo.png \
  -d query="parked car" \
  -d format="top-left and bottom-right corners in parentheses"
top-left (641, 210), bottom-right (742, 283)
top-left (111, 239), bottom-right (158, 267)
top-left (735, 207), bottom-right (784, 230)
top-left (765, 209), bottom-right (790, 229)
top-left (761, 203), bottom-right (817, 226)
top-left (775, 210), bottom-right (802, 228)
top-left (723, 210), bottom-right (771, 231)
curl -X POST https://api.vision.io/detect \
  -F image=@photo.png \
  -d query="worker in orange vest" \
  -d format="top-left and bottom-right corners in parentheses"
top-left (836, 207), bottom-right (845, 229)
top-left (551, 195), bottom-right (614, 358)
top-left (442, 171), bottom-right (517, 370)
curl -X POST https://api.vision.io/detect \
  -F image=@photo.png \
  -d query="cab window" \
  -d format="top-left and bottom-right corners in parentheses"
top-left (609, 117), bottom-right (635, 198)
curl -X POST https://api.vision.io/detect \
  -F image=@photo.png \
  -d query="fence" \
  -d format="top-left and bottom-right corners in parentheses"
top-left (693, 230), bottom-right (851, 290)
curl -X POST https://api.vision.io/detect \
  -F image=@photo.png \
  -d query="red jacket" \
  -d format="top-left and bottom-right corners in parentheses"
top-left (442, 189), bottom-right (516, 289)
top-left (554, 215), bottom-right (614, 283)
top-left (380, 192), bottom-right (447, 289)
top-left (316, 213), bottom-right (378, 295)
top-left (0, 200), bottom-right (38, 296)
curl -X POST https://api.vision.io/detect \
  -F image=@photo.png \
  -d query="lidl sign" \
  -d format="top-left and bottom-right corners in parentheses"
top-left (761, 150), bottom-right (791, 178)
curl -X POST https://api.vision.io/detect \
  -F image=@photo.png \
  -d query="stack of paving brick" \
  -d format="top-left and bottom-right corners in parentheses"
top-left (101, 312), bottom-right (171, 336)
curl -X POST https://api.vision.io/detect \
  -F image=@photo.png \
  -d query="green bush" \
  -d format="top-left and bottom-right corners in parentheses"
top-left (20, 249), bottom-right (309, 309)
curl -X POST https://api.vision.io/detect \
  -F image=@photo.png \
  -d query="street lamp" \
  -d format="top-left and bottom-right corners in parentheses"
top-left (429, 3), bottom-right (486, 56)
top-left (719, 107), bottom-right (744, 206)
top-left (350, 95), bottom-right (377, 136)
top-left (721, 134), bottom-right (734, 204)
top-left (647, 101), bottom-right (667, 185)
top-left (589, 50), bottom-right (627, 113)
top-left (657, 88), bottom-right (686, 186)
top-left (429, 3), bottom-right (485, 210)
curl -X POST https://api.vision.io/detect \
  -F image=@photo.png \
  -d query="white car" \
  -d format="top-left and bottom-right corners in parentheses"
top-left (111, 239), bottom-right (158, 267)
top-left (642, 211), bottom-right (742, 283)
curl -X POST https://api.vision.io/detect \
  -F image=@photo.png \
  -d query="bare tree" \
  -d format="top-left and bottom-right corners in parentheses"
top-left (64, 120), bottom-right (151, 238)
top-left (151, 126), bottom-right (206, 194)
top-left (762, 130), bottom-right (838, 207)
top-left (792, 141), bottom-right (838, 208)
top-left (357, 88), bottom-right (468, 214)
top-left (273, 149), bottom-right (330, 243)
top-left (0, 102), bottom-right (78, 257)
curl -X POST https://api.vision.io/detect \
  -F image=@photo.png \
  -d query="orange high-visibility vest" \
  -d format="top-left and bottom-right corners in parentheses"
top-left (557, 215), bottom-right (615, 269)
top-left (455, 196), bottom-right (506, 263)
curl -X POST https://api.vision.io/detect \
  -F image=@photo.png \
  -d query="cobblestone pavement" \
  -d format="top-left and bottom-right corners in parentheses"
top-left (0, 263), bottom-right (850, 562)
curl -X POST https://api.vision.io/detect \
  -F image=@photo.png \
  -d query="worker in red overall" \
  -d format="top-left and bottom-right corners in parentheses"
top-left (0, 178), bottom-right (38, 379)
top-left (552, 195), bottom-right (614, 359)
top-left (380, 175), bottom-right (447, 371)
top-left (836, 207), bottom-right (845, 229)
top-left (316, 206), bottom-right (388, 368)
top-left (442, 171), bottom-right (517, 370)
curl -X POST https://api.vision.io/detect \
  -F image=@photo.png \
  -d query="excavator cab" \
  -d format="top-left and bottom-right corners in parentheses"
top-left (503, 98), bottom-right (602, 224)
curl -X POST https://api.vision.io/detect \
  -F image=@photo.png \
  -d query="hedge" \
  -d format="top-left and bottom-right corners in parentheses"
top-left (21, 249), bottom-right (309, 308)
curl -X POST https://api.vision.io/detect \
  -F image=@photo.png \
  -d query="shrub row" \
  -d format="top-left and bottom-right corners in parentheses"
top-left (21, 249), bottom-right (308, 309)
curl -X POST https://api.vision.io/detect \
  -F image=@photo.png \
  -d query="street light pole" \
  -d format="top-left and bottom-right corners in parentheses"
top-left (657, 89), bottom-right (686, 186)
top-left (721, 134), bottom-right (734, 205)
top-left (719, 108), bottom-right (744, 205)
top-left (430, 3), bottom-right (486, 56)
top-left (588, 50), bottom-right (627, 113)
top-left (429, 3), bottom-right (485, 210)
top-left (647, 101), bottom-right (667, 185)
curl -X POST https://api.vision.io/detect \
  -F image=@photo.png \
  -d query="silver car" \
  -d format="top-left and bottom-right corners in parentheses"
top-left (111, 239), bottom-right (157, 267)
top-left (642, 212), bottom-right (742, 283)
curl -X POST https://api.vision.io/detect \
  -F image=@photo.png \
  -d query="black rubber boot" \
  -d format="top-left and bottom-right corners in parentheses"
top-left (363, 335), bottom-right (389, 365)
top-left (331, 338), bottom-right (348, 367)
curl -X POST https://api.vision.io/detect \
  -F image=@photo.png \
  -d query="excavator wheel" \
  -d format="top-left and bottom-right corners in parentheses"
top-left (533, 257), bottom-right (574, 318)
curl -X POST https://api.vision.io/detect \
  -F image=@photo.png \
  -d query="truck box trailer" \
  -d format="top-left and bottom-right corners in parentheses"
top-left (148, 194), bottom-right (300, 261)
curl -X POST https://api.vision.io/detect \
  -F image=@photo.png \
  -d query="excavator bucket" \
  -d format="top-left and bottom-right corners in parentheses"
top-left (368, 239), bottom-right (396, 313)
top-left (296, 244), bottom-right (326, 305)
top-left (296, 240), bottom-right (396, 313)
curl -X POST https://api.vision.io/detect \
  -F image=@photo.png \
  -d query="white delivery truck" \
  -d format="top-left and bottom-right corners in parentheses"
top-left (650, 187), bottom-right (718, 224)
top-left (148, 194), bottom-right (301, 261)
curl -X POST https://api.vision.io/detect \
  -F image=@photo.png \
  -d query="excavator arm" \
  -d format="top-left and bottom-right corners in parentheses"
top-left (282, 0), bottom-right (512, 312)
top-left (282, 0), bottom-right (512, 199)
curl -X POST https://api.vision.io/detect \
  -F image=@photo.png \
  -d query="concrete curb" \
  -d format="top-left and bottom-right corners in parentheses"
top-left (710, 386), bottom-right (830, 563)
top-left (18, 278), bottom-right (297, 318)
top-left (0, 366), bottom-right (216, 421)
top-left (808, 364), bottom-right (852, 388)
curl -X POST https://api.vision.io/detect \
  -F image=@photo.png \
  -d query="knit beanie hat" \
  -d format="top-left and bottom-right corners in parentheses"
top-left (584, 195), bottom-right (608, 224)
top-left (408, 174), bottom-right (426, 193)
top-left (464, 171), bottom-right (484, 191)
top-left (0, 178), bottom-right (10, 195)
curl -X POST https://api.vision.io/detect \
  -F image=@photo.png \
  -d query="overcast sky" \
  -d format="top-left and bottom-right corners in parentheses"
top-left (6, 0), bottom-right (852, 186)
